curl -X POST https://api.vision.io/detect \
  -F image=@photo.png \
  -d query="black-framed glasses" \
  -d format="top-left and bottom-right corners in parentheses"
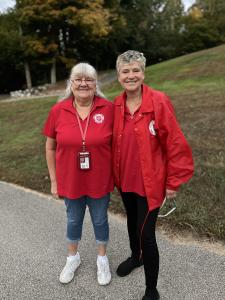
top-left (71, 78), bottom-right (96, 86)
top-left (158, 197), bottom-right (176, 218)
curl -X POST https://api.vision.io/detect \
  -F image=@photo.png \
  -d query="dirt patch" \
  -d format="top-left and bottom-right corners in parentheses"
top-left (109, 209), bottom-right (225, 256)
top-left (158, 225), bottom-right (225, 256)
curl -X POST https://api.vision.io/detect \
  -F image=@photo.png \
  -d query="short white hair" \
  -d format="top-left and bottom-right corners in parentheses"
top-left (116, 50), bottom-right (146, 72)
top-left (63, 62), bottom-right (105, 99)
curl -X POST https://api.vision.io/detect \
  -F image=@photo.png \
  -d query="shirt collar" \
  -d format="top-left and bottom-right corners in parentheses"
top-left (61, 95), bottom-right (107, 114)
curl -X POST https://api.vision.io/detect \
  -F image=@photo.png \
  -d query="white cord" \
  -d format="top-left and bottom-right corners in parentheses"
top-left (158, 197), bottom-right (176, 218)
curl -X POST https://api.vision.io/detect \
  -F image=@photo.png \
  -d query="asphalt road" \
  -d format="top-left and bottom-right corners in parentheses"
top-left (0, 181), bottom-right (224, 300)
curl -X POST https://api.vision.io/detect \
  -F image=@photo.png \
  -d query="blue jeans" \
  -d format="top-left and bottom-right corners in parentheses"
top-left (64, 194), bottom-right (110, 245)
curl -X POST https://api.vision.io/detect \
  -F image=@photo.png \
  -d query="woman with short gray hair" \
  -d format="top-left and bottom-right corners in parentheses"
top-left (113, 50), bottom-right (194, 300)
top-left (116, 50), bottom-right (146, 72)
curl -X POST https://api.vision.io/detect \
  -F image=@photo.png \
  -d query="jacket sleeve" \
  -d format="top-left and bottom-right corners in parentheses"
top-left (155, 95), bottom-right (194, 190)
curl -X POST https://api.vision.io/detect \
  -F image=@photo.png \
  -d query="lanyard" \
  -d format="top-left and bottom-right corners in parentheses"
top-left (75, 102), bottom-right (94, 151)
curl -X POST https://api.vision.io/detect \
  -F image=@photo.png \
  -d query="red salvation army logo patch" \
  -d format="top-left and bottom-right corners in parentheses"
top-left (93, 113), bottom-right (104, 124)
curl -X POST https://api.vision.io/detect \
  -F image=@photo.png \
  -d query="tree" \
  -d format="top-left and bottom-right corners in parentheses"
top-left (151, 0), bottom-right (184, 61)
top-left (195, 0), bottom-right (225, 40)
top-left (15, 0), bottom-right (113, 84)
top-left (73, 0), bottom-right (126, 70)
top-left (180, 0), bottom-right (225, 54)
top-left (117, 0), bottom-right (185, 64)
top-left (180, 16), bottom-right (220, 53)
top-left (0, 11), bottom-right (26, 93)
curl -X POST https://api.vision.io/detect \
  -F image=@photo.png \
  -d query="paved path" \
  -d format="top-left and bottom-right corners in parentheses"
top-left (0, 181), bottom-right (224, 300)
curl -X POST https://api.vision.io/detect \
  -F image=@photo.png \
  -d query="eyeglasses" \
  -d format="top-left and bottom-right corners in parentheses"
top-left (158, 197), bottom-right (176, 218)
top-left (71, 78), bottom-right (96, 86)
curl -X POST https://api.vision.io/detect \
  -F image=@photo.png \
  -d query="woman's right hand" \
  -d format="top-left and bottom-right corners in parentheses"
top-left (51, 180), bottom-right (58, 198)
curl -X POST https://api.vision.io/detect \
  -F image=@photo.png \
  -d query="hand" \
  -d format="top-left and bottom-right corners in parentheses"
top-left (51, 180), bottom-right (58, 198)
top-left (166, 189), bottom-right (177, 199)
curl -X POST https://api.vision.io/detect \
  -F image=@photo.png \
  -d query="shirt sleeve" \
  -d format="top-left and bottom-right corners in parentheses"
top-left (42, 107), bottom-right (57, 139)
top-left (155, 95), bottom-right (194, 190)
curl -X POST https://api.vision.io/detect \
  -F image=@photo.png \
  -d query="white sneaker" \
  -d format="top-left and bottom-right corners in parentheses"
top-left (59, 253), bottom-right (81, 284)
top-left (97, 256), bottom-right (111, 285)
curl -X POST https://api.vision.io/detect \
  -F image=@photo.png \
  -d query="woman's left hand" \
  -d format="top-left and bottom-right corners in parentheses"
top-left (166, 189), bottom-right (177, 199)
top-left (51, 180), bottom-right (58, 198)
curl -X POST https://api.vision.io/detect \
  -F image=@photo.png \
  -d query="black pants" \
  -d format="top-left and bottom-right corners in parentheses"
top-left (121, 192), bottom-right (159, 290)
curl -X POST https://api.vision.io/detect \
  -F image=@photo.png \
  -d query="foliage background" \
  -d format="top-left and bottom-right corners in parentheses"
top-left (0, 0), bottom-right (225, 92)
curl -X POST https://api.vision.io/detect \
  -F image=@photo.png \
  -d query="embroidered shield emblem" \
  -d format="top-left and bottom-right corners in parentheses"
top-left (93, 113), bottom-right (104, 124)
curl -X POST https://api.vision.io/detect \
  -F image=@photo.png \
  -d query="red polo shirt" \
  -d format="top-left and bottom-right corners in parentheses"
top-left (43, 96), bottom-right (114, 199)
top-left (120, 105), bottom-right (146, 197)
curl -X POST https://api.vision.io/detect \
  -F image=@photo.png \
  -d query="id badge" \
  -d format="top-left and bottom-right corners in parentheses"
top-left (78, 151), bottom-right (91, 170)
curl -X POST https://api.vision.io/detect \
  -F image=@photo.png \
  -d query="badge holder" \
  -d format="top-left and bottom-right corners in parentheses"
top-left (78, 141), bottom-right (91, 170)
top-left (75, 105), bottom-right (93, 171)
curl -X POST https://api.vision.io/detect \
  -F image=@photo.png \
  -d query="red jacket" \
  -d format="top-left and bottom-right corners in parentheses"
top-left (113, 84), bottom-right (194, 211)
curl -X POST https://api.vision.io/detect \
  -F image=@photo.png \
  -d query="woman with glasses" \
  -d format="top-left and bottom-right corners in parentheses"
top-left (113, 50), bottom-right (194, 300)
top-left (43, 62), bottom-right (113, 286)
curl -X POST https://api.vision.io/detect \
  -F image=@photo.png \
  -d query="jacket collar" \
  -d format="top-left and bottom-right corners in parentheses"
top-left (61, 95), bottom-right (107, 114)
top-left (115, 84), bottom-right (154, 113)
top-left (140, 84), bottom-right (154, 113)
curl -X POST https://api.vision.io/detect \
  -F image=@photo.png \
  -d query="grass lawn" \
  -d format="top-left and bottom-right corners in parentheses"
top-left (0, 45), bottom-right (225, 241)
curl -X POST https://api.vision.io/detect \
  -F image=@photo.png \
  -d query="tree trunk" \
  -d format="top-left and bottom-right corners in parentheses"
top-left (24, 62), bottom-right (32, 89)
top-left (50, 60), bottom-right (56, 84)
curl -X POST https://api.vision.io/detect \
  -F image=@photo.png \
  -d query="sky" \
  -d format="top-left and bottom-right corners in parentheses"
top-left (183, 0), bottom-right (196, 10)
top-left (0, 0), bottom-right (196, 13)
top-left (0, 0), bottom-right (15, 12)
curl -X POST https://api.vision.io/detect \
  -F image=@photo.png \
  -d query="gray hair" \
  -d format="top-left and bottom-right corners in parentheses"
top-left (62, 62), bottom-right (105, 99)
top-left (116, 50), bottom-right (146, 72)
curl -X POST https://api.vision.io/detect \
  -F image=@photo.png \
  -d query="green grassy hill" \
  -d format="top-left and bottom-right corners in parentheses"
top-left (106, 44), bottom-right (225, 98)
top-left (0, 44), bottom-right (225, 240)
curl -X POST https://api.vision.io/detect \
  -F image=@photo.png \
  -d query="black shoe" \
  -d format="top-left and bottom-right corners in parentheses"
top-left (142, 288), bottom-right (160, 300)
top-left (116, 257), bottom-right (143, 277)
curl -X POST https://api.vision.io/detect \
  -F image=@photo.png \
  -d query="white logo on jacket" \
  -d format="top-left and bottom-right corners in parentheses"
top-left (149, 120), bottom-right (156, 136)
top-left (93, 114), bottom-right (104, 124)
